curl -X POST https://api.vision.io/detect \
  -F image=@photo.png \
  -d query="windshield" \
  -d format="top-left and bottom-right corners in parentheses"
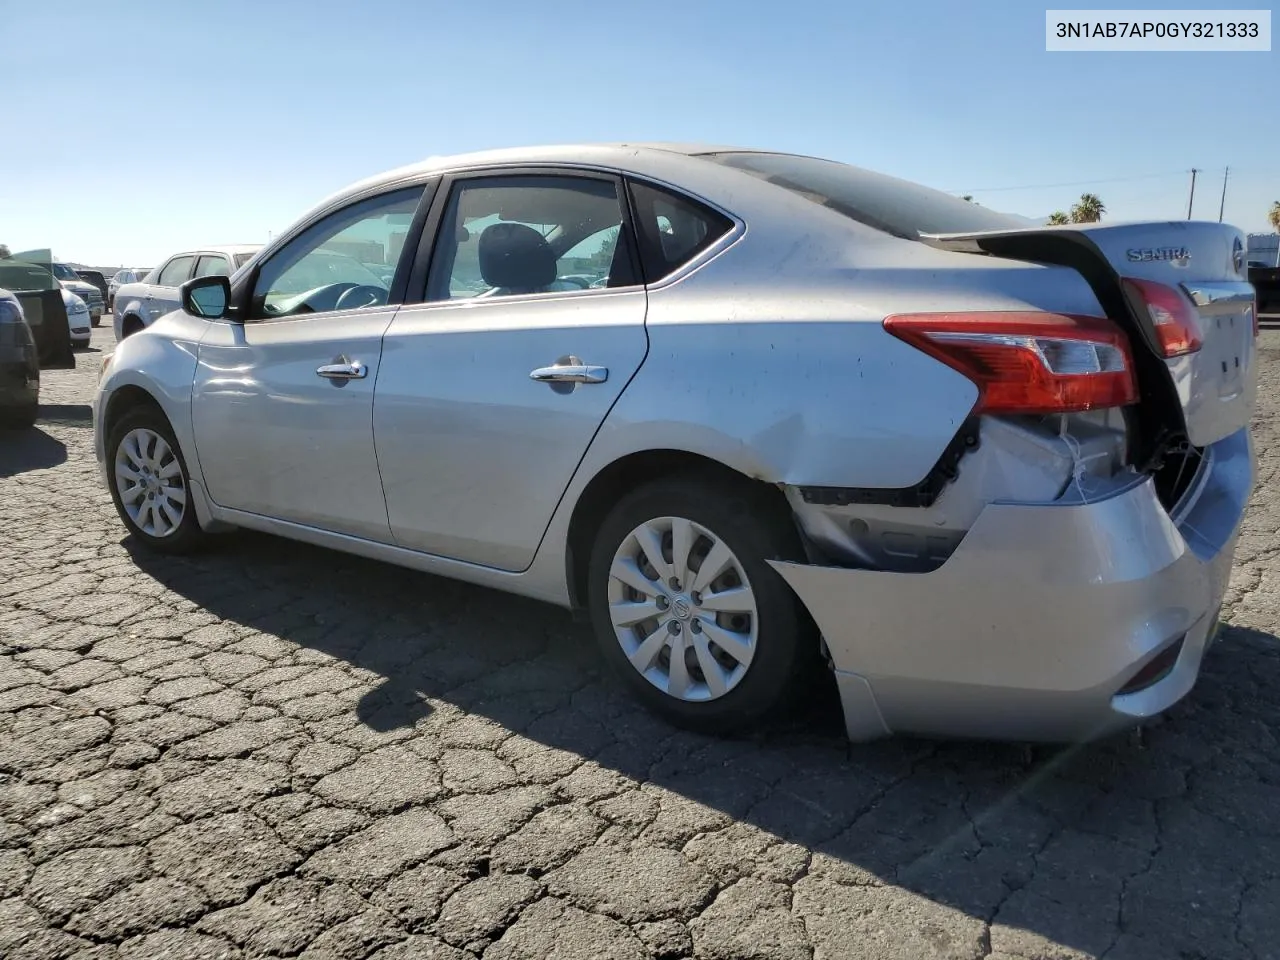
top-left (233, 252), bottom-right (256, 268)
top-left (267, 250), bottom-right (385, 298)
top-left (50, 262), bottom-right (80, 282)
top-left (702, 151), bottom-right (1030, 240)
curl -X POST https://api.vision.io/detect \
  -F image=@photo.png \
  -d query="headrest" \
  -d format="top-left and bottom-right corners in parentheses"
top-left (478, 222), bottom-right (556, 290)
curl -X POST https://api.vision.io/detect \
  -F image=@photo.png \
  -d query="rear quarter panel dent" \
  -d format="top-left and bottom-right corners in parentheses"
top-left (598, 318), bottom-right (980, 489)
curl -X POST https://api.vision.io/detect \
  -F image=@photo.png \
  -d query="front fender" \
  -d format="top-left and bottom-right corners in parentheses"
top-left (114, 297), bottom-right (149, 340)
top-left (95, 318), bottom-right (210, 502)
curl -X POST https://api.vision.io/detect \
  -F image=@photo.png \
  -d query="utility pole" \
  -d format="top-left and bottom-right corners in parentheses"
top-left (1218, 167), bottom-right (1229, 222)
top-left (1187, 168), bottom-right (1199, 219)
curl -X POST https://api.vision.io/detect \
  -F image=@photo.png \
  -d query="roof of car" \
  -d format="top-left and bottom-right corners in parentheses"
top-left (160, 244), bottom-right (261, 259)
top-left (320, 142), bottom-right (785, 211)
top-left (205, 245), bottom-right (262, 255)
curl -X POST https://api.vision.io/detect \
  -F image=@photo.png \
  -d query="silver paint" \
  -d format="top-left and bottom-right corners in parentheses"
top-left (93, 143), bottom-right (1258, 742)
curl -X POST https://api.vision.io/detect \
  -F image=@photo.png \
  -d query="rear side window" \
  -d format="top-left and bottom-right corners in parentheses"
top-left (702, 151), bottom-right (1029, 240)
top-left (193, 255), bottom-right (230, 278)
top-left (156, 256), bottom-right (194, 287)
top-left (627, 181), bottom-right (734, 283)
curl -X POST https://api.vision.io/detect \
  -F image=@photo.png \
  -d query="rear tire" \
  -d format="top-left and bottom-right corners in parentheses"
top-left (586, 471), bottom-right (816, 735)
top-left (106, 405), bottom-right (207, 554)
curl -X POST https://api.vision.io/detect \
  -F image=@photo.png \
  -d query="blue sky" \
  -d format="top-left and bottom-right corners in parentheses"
top-left (3, 0), bottom-right (1275, 266)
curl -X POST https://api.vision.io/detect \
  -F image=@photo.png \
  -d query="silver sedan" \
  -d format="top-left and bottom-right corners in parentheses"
top-left (92, 143), bottom-right (1258, 743)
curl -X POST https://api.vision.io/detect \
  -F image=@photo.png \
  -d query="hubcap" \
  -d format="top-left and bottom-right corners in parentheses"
top-left (607, 516), bottom-right (758, 703)
top-left (114, 427), bottom-right (186, 538)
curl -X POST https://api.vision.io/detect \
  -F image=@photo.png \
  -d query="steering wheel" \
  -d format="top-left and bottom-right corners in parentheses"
top-left (334, 284), bottom-right (388, 311)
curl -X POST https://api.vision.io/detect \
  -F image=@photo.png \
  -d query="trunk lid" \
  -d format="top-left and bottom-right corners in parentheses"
top-left (920, 221), bottom-right (1256, 451)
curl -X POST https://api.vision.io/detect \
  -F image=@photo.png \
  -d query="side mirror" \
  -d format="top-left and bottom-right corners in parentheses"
top-left (180, 275), bottom-right (231, 320)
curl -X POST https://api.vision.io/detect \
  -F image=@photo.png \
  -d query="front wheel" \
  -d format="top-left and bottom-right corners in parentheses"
top-left (586, 473), bottom-right (816, 735)
top-left (106, 406), bottom-right (207, 554)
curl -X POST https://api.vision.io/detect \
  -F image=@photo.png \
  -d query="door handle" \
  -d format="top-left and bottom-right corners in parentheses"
top-left (529, 359), bottom-right (608, 384)
top-left (316, 360), bottom-right (368, 381)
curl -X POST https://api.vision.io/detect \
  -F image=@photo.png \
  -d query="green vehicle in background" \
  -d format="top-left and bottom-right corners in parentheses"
top-left (0, 249), bottom-right (75, 372)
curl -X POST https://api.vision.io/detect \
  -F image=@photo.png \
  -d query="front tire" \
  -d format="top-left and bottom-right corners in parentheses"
top-left (106, 406), bottom-right (206, 554)
top-left (586, 472), bottom-right (815, 735)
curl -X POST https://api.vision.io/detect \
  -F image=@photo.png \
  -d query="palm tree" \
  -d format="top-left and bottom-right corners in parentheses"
top-left (1070, 193), bottom-right (1106, 224)
top-left (1047, 212), bottom-right (1070, 225)
top-left (1268, 201), bottom-right (1280, 233)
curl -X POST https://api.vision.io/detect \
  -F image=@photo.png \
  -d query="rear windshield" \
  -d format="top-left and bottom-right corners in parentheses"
top-left (701, 151), bottom-right (1029, 240)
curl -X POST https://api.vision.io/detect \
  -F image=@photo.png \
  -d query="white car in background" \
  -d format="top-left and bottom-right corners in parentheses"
top-left (108, 268), bottom-right (152, 309)
top-left (48, 261), bottom-right (106, 327)
top-left (63, 289), bottom-right (91, 348)
top-left (113, 245), bottom-right (259, 339)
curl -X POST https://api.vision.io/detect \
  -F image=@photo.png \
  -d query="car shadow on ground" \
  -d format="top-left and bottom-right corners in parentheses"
top-left (0, 426), bottom-right (68, 477)
top-left (126, 529), bottom-right (1280, 958)
top-left (37, 403), bottom-right (94, 425)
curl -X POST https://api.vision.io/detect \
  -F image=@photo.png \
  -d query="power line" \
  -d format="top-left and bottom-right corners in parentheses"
top-left (946, 170), bottom-right (1191, 194)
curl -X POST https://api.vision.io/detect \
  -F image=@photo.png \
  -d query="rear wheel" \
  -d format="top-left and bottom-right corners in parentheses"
top-left (106, 406), bottom-right (206, 554)
top-left (587, 473), bottom-right (815, 734)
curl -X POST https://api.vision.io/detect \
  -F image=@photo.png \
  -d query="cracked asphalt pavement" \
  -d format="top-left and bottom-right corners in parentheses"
top-left (2, 324), bottom-right (1279, 960)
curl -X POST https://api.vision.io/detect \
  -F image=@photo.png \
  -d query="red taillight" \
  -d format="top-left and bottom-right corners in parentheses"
top-left (1121, 277), bottom-right (1203, 357)
top-left (883, 311), bottom-right (1138, 416)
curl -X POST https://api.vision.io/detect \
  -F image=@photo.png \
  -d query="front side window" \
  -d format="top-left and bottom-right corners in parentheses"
top-left (427, 175), bottom-right (635, 302)
top-left (156, 256), bottom-right (194, 287)
top-left (250, 186), bottom-right (423, 319)
top-left (193, 255), bottom-right (230, 279)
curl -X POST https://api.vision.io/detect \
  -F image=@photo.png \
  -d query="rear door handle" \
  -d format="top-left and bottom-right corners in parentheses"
top-left (529, 358), bottom-right (608, 384)
top-left (316, 360), bottom-right (368, 381)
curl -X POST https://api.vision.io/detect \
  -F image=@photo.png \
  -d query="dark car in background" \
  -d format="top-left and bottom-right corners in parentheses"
top-left (0, 287), bottom-right (40, 429)
top-left (0, 257), bottom-right (75, 372)
top-left (75, 269), bottom-right (110, 309)
top-left (1249, 261), bottom-right (1280, 317)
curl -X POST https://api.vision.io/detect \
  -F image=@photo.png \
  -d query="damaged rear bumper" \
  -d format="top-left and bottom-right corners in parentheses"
top-left (770, 426), bottom-right (1254, 743)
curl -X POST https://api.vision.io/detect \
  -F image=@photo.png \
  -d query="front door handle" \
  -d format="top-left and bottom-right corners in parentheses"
top-left (317, 360), bottom-right (368, 381)
top-left (529, 357), bottom-right (608, 384)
